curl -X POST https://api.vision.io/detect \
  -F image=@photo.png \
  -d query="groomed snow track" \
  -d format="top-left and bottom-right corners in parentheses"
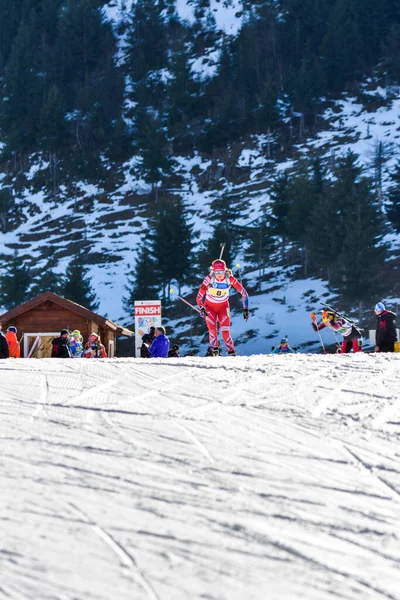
top-left (1, 354), bottom-right (400, 600)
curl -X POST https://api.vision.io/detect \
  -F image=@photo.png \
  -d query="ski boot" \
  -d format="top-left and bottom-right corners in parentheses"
top-left (228, 350), bottom-right (236, 356)
top-left (206, 346), bottom-right (220, 357)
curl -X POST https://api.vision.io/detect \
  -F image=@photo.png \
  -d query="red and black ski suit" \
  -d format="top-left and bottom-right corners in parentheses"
top-left (375, 310), bottom-right (397, 352)
top-left (197, 271), bottom-right (249, 354)
top-left (313, 316), bottom-right (362, 353)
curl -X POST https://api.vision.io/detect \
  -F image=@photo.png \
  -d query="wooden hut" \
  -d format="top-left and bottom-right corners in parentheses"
top-left (0, 291), bottom-right (133, 357)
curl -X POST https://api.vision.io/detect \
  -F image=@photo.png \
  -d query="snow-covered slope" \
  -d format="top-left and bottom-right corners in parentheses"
top-left (2, 354), bottom-right (400, 599)
top-left (2, 1), bottom-right (400, 355)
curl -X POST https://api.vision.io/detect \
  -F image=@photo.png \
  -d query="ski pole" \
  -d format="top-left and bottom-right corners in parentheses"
top-left (170, 289), bottom-right (207, 316)
top-left (311, 313), bottom-right (326, 354)
top-left (316, 327), bottom-right (326, 354)
top-left (330, 330), bottom-right (341, 352)
top-left (219, 242), bottom-right (226, 260)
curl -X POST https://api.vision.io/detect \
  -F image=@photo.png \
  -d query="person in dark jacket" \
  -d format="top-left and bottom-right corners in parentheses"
top-left (149, 326), bottom-right (170, 358)
top-left (0, 323), bottom-right (10, 359)
top-left (168, 344), bottom-right (180, 358)
top-left (51, 329), bottom-right (72, 358)
top-left (374, 302), bottom-right (397, 352)
top-left (140, 326), bottom-right (155, 358)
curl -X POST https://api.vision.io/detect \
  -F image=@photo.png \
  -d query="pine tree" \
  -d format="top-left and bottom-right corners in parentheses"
top-left (0, 251), bottom-right (32, 310)
top-left (123, 247), bottom-right (160, 317)
top-left (369, 140), bottom-right (393, 202)
top-left (339, 179), bottom-right (386, 302)
top-left (321, 0), bottom-right (366, 91)
top-left (38, 84), bottom-right (66, 153)
top-left (54, 0), bottom-right (123, 171)
top-left (0, 8), bottom-right (42, 151)
top-left (61, 253), bottom-right (99, 311)
top-left (30, 260), bottom-right (62, 296)
top-left (167, 33), bottom-right (199, 136)
top-left (150, 196), bottom-right (195, 300)
top-left (0, 0), bottom-right (25, 66)
top-left (269, 173), bottom-right (291, 263)
top-left (125, 0), bottom-right (169, 82)
top-left (307, 189), bottom-right (343, 285)
top-left (0, 188), bottom-right (15, 233)
top-left (199, 194), bottom-right (246, 272)
top-left (136, 107), bottom-right (172, 190)
top-left (287, 159), bottom-right (325, 275)
top-left (247, 214), bottom-right (277, 288)
top-left (386, 161), bottom-right (400, 233)
top-left (383, 23), bottom-right (400, 82)
top-left (199, 223), bottom-right (234, 273)
top-left (286, 51), bottom-right (327, 133)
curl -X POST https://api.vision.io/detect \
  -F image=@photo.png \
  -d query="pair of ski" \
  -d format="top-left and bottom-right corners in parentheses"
top-left (320, 302), bottom-right (356, 324)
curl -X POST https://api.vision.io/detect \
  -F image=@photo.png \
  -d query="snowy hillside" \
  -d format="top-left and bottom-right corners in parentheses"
top-left (1, 0), bottom-right (400, 357)
top-left (2, 355), bottom-right (400, 599)
top-left (3, 86), bottom-right (400, 355)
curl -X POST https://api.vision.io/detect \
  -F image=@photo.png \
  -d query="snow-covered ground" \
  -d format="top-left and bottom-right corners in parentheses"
top-left (2, 354), bottom-right (400, 600)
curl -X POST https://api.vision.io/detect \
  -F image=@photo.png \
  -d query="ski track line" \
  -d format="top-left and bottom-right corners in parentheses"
top-left (99, 367), bottom-right (217, 467)
top-left (311, 358), bottom-right (396, 419)
top-left (372, 394), bottom-right (400, 429)
top-left (137, 371), bottom-right (218, 464)
top-left (99, 411), bottom-right (197, 483)
top-left (264, 533), bottom-right (399, 600)
top-left (31, 373), bottom-right (49, 421)
top-left (66, 501), bottom-right (160, 600)
top-left (342, 359), bottom-right (400, 429)
top-left (0, 585), bottom-right (27, 600)
top-left (311, 361), bottom-right (364, 419)
top-left (340, 443), bottom-right (400, 503)
top-left (174, 421), bottom-right (215, 463)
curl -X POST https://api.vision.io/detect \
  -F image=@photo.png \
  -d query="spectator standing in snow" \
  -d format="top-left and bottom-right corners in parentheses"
top-left (149, 326), bottom-right (170, 358)
top-left (83, 332), bottom-right (107, 358)
top-left (69, 330), bottom-right (84, 358)
top-left (6, 326), bottom-right (20, 358)
top-left (140, 326), bottom-right (155, 358)
top-left (51, 329), bottom-right (72, 358)
top-left (374, 302), bottom-right (397, 352)
top-left (311, 310), bottom-right (362, 353)
top-left (0, 323), bottom-right (10, 359)
top-left (197, 258), bottom-right (249, 357)
top-left (168, 343), bottom-right (180, 358)
top-left (272, 338), bottom-right (295, 354)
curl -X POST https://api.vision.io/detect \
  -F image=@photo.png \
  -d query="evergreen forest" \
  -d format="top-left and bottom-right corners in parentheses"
top-left (1, 0), bottom-right (400, 329)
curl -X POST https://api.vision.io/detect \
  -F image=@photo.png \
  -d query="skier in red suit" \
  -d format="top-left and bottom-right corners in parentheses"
top-left (197, 259), bottom-right (249, 356)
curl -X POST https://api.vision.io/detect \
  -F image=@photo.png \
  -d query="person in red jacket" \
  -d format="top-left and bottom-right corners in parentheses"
top-left (82, 332), bottom-right (107, 358)
top-left (6, 326), bottom-right (20, 358)
top-left (197, 259), bottom-right (249, 356)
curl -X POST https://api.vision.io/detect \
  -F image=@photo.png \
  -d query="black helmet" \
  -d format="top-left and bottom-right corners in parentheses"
top-left (172, 344), bottom-right (179, 351)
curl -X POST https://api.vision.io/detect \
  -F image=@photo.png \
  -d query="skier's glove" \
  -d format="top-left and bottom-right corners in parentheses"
top-left (198, 306), bottom-right (207, 318)
top-left (310, 312), bottom-right (316, 321)
top-left (243, 308), bottom-right (249, 321)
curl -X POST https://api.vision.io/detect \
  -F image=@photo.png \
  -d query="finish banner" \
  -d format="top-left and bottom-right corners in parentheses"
top-left (134, 300), bottom-right (162, 357)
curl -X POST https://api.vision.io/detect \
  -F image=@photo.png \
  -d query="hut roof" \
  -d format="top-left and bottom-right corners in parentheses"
top-left (0, 291), bottom-right (133, 337)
